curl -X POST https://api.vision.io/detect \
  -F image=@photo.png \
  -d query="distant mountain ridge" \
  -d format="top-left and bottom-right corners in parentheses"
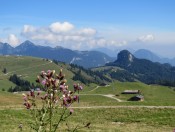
top-left (0, 40), bottom-right (114, 68)
top-left (0, 42), bottom-right (14, 55)
top-left (134, 49), bottom-right (175, 66)
top-left (106, 50), bottom-right (175, 86)
top-left (93, 47), bottom-right (118, 57)
top-left (1, 40), bottom-right (175, 68)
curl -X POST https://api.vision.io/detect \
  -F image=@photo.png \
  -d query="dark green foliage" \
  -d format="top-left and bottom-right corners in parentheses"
top-left (53, 60), bottom-right (111, 84)
top-left (2, 68), bottom-right (7, 74)
top-left (52, 59), bottom-right (66, 65)
top-left (72, 71), bottom-right (92, 84)
top-left (69, 64), bottom-right (111, 84)
top-left (106, 50), bottom-right (175, 86)
top-left (2, 88), bottom-right (5, 91)
top-left (8, 74), bottom-right (32, 92)
top-left (110, 70), bottom-right (135, 82)
top-left (53, 59), bottom-right (111, 85)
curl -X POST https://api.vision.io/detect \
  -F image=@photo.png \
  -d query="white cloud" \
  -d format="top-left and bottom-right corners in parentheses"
top-left (23, 25), bottom-right (36, 33)
top-left (21, 21), bottom-right (127, 50)
top-left (138, 34), bottom-right (154, 42)
top-left (87, 38), bottom-right (127, 49)
top-left (49, 22), bottom-right (74, 33)
top-left (78, 28), bottom-right (96, 36)
top-left (7, 34), bottom-right (20, 47)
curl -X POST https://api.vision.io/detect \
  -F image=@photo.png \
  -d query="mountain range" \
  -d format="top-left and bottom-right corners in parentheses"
top-left (1, 40), bottom-right (175, 68)
top-left (134, 49), bottom-right (175, 66)
top-left (94, 47), bottom-right (175, 66)
top-left (0, 40), bottom-right (115, 68)
top-left (1, 40), bottom-right (175, 86)
top-left (105, 50), bottom-right (175, 86)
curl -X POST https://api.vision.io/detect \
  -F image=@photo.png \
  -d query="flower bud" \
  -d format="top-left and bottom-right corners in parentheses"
top-left (73, 95), bottom-right (79, 101)
top-left (60, 79), bottom-right (67, 85)
top-left (36, 76), bottom-right (40, 83)
top-left (70, 109), bottom-right (74, 115)
top-left (37, 91), bottom-right (41, 96)
top-left (30, 90), bottom-right (35, 97)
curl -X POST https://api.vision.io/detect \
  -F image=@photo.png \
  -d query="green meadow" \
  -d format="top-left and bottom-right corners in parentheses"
top-left (0, 56), bottom-right (175, 131)
top-left (0, 108), bottom-right (175, 132)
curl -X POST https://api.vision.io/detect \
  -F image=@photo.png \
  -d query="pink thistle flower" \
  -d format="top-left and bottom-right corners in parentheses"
top-left (59, 85), bottom-right (65, 91)
top-left (73, 95), bottom-right (79, 101)
top-left (23, 96), bottom-right (27, 101)
top-left (24, 102), bottom-right (31, 109)
top-left (67, 96), bottom-right (72, 103)
top-left (30, 90), bottom-right (35, 97)
top-left (37, 91), bottom-right (41, 96)
top-left (47, 70), bottom-right (51, 74)
top-left (63, 98), bottom-right (67, 106)
top-left (63, 89), bottom-right (68, 94)
top-left (78, 85), bottom-right (83, 90)
top-left (69, 109), bottom-right (74, 115)
top-left (26, 103), bottom-right (31, 109)
top-left (42, 79), bottom-right (46, 85)
top-left (73, 84), bottom-right (78, 92)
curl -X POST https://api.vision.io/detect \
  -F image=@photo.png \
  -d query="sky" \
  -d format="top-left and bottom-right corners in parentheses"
top-left (0, 0), bottom-right (175, 58)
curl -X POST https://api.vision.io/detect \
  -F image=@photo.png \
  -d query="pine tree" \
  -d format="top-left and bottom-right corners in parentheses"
top-left (2, 68), bottom-right (7, 74)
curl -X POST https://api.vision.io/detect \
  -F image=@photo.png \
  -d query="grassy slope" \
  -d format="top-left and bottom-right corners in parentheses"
top-left (1, 81), bottom-right (175, 107)
top-left (0, 56), bottom-right (175, 131)
top-left (0, 108), bottom-right (175, 132)
top-left (0, 56), bottom-right (75, 91)
top-left (86, 81), bottom-right (175, 106)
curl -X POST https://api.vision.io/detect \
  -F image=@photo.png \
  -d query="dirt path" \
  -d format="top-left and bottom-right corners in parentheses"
top-left (88, 85), bottom-right (110, 92)
top-left (1, 105), bottom-right (175, 110)
top-left (80, 94), bottom-right (125, 102)
top-left (89, 86), bottom-right (100, 92)
top-left (71, 106), bottom-right (175, 109)
top-left (103, 94), bottom-right (123, 102)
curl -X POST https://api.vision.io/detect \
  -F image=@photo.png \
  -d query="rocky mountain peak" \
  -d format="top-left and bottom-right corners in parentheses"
top-left (117, 50), bottom-right (134, 63)
top-left (15, 40), bottom-right (35, 50)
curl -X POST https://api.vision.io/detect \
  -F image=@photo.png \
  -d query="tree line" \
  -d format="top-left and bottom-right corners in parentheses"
top-left (8, 74), bottom-right (41, 92)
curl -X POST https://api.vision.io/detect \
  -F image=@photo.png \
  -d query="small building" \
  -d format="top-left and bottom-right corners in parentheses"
top-left (122, 90), bottom-right (140, 94)
top-left (128, 95), bottom-right (144, 101)
top-left (99, 83), bottom-right (107, 86)
top-left (35, 88), bottom-right (41, 91)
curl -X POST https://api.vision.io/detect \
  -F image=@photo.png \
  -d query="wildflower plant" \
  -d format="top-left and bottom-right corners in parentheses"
top-left (22, 69), bottom-right (88, 131)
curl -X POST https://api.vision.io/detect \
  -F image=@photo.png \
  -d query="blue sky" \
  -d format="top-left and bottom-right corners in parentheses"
top-left (0, 0), bottom-right (175, 57)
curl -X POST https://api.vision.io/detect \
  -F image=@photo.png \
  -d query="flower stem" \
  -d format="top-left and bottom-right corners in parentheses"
top-left (53, 107), bottom-right (67, 132)
top-left (50, 93), bottom-right (52, 132)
